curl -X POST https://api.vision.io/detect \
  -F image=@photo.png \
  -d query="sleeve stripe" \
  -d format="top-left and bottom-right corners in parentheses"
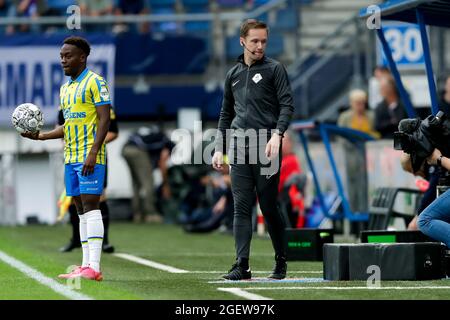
top-left (83, 125), bottom-right (88, 162)
top-left (95, 101), bottom-right (110, 106)
top-left (73, 81), bottom-right (82, 104)
top-left (74, 125), bottom-right (79, 162)
top-left (95, 78), bottom-right (104, 102)
top-left (67, 125), bottom-right (72, 163)
top-left (81, 73), bottom-right (94, 103)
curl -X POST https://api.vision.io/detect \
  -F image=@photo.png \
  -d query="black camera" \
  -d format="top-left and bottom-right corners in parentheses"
top-left (394, 111), bottom-right (450, 173)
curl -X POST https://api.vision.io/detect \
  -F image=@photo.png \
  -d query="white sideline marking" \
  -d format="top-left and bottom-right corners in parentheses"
top-left (0, 250), bottom-right (92, 300)
top-left (247, 286), bottom-right (450, 290)
top-left (113, 253), bottom-right (188, 273)
top-left (190, 271), bottom-right (322, 274)
top-left (217, 288), bottom-right (272, 300)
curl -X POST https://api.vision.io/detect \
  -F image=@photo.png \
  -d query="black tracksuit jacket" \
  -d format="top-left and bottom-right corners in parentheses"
top-left (216, 54), bottom-right (294, 153)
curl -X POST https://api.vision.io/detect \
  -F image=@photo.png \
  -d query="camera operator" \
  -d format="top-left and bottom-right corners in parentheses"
top-left (417, 148), bottom-right (450, 247)
top-left (400, 152), bottom-right (439, 230)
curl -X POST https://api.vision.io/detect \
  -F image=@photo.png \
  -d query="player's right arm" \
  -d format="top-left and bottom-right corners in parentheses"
top-left (21, 125), bottom-right (64, 140)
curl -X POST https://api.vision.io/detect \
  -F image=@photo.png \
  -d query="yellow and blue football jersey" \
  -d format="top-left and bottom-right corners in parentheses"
top-left (60, 68), bottom-right (111, 165)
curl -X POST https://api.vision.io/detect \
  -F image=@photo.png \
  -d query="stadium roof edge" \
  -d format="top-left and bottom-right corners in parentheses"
top-left (358, 0), bottom-right (450, 27)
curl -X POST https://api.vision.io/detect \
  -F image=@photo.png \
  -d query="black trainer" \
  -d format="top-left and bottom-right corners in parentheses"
top-left (102, 243), bottom-right (115, 253)
top-left (223, 263), bottom-right (252, 280)
top-left (59, 240), bottom-right (81, 252)
top-left (268, 260), bottom-right (287, 280)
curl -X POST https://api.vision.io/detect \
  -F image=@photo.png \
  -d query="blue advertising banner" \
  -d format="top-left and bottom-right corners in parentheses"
top-left (377, 22), bottom-right (425, 69)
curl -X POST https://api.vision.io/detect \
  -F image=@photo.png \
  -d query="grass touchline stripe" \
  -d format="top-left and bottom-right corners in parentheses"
top-left (217, 288), bottom-right (272, 300)
top-left (0, 250), bottom-right (92, 300)
top-left (113, 253), bottom-right (189, 273)
top-left (247, 286), bottom-right (450, 290)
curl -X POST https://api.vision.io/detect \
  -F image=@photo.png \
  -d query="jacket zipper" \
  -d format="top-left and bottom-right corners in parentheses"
top-left (244, 65), bottom-right (250, 130)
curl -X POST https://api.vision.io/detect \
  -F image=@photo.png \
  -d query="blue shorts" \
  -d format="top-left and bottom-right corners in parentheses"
top-left (65, 163), bottom-right (106, 196)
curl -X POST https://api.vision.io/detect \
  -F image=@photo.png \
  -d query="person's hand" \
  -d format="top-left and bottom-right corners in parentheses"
top-left (21, 131), bottom-right (40, 140)
top-left (427, 148), bottom-right (442, 165)
top-left (162, 184), bottom-right (171, 199)
top-left (212, 151), bottom-right (224, 171)
top-left (265, 133), bottom-right (282, 160)
top-left (82, 152), bottom-right (97, 176)
top-left (212, 196), bottom-right (227, 215)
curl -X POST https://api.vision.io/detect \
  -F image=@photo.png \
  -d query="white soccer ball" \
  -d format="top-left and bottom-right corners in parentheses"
top-left (11, 103), bottom-right (44, 134)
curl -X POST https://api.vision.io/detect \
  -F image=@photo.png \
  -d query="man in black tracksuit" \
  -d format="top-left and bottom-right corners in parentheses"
top-left (212, 19), bottom-right (294, 280)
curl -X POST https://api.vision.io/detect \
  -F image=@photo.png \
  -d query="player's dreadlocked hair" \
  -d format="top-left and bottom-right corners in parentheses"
top-left (63, 36), bottom-right (91, 56)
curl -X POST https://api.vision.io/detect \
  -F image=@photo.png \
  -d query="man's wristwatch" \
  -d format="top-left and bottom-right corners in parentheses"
top-left (437, 155), bottom-right (444, 167)
top-left (275, 129), bottom-right (284, 138)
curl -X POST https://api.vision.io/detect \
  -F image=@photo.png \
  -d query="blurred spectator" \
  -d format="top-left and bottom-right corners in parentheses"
top-left (439, 75), bottom-right (450, 114)
top-left (338, 89), bottom-right (378, 213)
top-left (121, 125), bottom-right (175, 223)
top-left (0, 0), bottom-right (15, 34)
top-left (374, 76), bottom-right (408, 139)
top-left (113, 0), bottom-right (150, 33)
top-left (368, 65), bottom-right (391, 109)
top-left (79, 0), bottom-right (113, 16)
top-left (278, 131), bottom-right (306, 228)
top-left (338, 89), bottom-right (379, 138)
top-left (182, 164), bottom-right (234, 234)
top-left (78, 0), bottom-right (113, 31)
top-left (8, 0), bottom-right (47, 33)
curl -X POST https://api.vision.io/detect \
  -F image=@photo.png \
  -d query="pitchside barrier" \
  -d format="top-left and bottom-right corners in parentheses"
top-left (285, 228), bottom-right (334, 261)
top-left (323, 243), bottom-right (447, 281)
top-left (360, 230), bottom-right (437, 243)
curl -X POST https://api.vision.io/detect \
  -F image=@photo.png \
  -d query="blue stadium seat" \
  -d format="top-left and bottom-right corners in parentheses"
top-left (47, 0), bottom-right (76, 11)
top-left (271, 7), bottom-right (298, 31)
top-left (226, 31), bottom-right (284, 59)
top-left (182, 0), bottom-right (210, 7)
top-left (184, 6), bottom-right (211, 33)
top-left (217, 0), bottom-right (245, 8)
top-left (265, 32), bottom-right (284, 56)
top-left (148, 0), bottom-right (176, 8)
top-left (253, 0), bottom-right (270, 5)
top-left (151, 7), bottom-right (179, 33)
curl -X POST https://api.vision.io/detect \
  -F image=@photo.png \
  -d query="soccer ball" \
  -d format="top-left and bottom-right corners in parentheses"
top-left (11, 103), bottom-right (44, 134)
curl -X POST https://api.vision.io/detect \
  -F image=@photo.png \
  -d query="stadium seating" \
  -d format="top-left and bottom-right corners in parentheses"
top-left (367, 187), bottom-right (422, 230)
top-left (270, 6), bottom-right (298, 31)
top-left (114, 85), bottom-right (222, 120)
top-left (46, 0), bottom-right (76, 15)
top-left (148, 0), bottom-right (177, 8)
top-left (183, 5), bottom-right (211, 33)
top-left (151, 7), bottom-right (179, 33)
top-left (182, 0), bottom-right (210, 7)
top-left (115, 33), bottom-right (209, 75)
top-left (226, 31), bottom-right (284, 58)
top-left (217, 0), bottom-right (246, 8)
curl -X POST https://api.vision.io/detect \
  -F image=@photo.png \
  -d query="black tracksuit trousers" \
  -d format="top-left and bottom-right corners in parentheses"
top-left (229, 140), bottom-right (287, 262)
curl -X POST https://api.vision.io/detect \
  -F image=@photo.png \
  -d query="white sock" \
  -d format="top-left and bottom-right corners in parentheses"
top-left (85, 209), bottom-right (104, 272)
top-left (78, 214), bottom-right (89, 268)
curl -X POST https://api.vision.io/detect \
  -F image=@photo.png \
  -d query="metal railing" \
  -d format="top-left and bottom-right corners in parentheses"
top-left (0, 0), bottom-right (289, 26)
top-left (288, 14), bottom-right (372, 119)
top-left (0, 0), bottom-right (300, 80)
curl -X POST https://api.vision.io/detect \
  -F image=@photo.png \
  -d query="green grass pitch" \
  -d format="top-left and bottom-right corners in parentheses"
top-left (0, 223), bottom-right (449, 300)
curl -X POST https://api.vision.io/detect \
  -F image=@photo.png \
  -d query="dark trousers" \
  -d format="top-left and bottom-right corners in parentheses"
top-left (230, 153), bottom-right (286, 262)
